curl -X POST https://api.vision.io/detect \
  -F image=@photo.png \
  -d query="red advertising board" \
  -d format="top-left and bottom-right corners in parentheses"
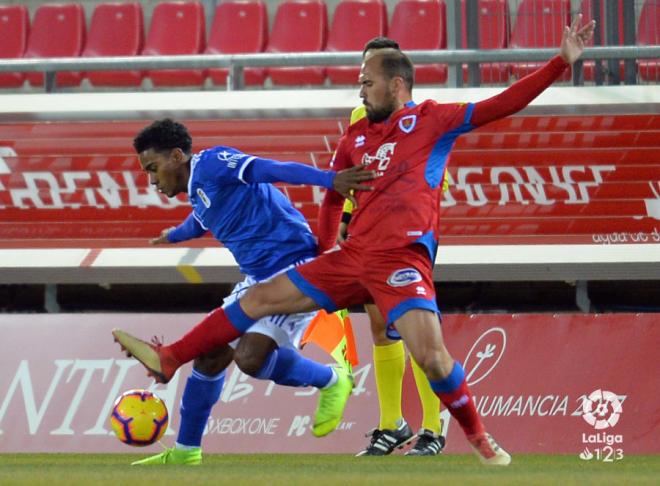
top-left (1, 114), bottom-right (659, 246)
top-left (0, 313), bottom-right (657, 456)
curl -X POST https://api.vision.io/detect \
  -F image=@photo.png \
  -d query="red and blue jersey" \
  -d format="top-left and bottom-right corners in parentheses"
top-left (332, 99), bottom-right (473, 260)
top-left (320, 55), bottom-right (569, 260)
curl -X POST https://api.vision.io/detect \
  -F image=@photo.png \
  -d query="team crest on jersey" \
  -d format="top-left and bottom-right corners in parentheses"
top-left (217, 150), bottom-right (246, 169)
top-left (398, 115), bottom-right (417, 134)
top-left (197, 188), bottom-right (211, 208)
top-left (387, 268), bottom-right (422, 287)
top-left (355, 135), bottom-right (366, 148)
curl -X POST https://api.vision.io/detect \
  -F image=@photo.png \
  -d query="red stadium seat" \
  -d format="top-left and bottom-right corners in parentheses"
top-left (579, 0), bottom-right (624, 82)
top-left (325, 0), bottom-right (387, 85)
top-left (82, 2), bottom-right (144, 87)
top-left (143, 1), bottom-right (206, 87)
top-left (205, 1), bottom-right (268, 87)
top-left (509, 0), bottom-right (571, 81)
top-left (266, 0), bottom-right (328, 86)
top-left (461, 0), bottom-right (510, 84)
top-left (24, 3), bottom-right (86, 88)
top-left (637, 0), bottom-right (660, 81)
top-left (0, 5), bottom-right (29, 88)
top-left (388, 0), bottom-right (447, 84)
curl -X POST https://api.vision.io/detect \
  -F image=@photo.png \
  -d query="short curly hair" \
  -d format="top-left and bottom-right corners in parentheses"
top-left (133, 118), bottom-right (193, 154)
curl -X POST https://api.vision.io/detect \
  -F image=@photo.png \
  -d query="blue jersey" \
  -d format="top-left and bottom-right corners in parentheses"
top-left (187, 146), bottom-right (318, 280)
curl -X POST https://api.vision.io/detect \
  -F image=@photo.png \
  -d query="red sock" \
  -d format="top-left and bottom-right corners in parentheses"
top-left (166, 307), bottom-right (242, 364)
top-left (435, 378), bottom-right (485, 437)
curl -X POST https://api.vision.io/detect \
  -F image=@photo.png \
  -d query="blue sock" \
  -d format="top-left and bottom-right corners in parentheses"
top-left (176, 368), bottom-right (225, 448)
top-left (255, 347), bottom-right (333, 388)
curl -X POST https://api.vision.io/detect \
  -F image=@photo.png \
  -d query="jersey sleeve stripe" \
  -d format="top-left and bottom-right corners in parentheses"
top-left (238, 155), bottom-right (257, 184)
top-left (192, 211), bottom-right (209, 230)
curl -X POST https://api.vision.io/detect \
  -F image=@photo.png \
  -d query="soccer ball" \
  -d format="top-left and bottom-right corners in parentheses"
top-left (110, 389), bottom-right (169, 446)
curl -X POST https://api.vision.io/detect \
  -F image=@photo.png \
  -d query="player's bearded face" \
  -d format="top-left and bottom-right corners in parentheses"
top-left (364, 86), bottom-right (397, 123)
top-left (360, 74), bottom-right (397, 124)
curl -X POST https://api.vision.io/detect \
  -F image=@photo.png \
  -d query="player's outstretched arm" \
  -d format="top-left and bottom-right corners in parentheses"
top-left (150, 212), bottom-right (207, 245)
top-left (244, 157), bottom-right (376, 194)
top-left (470, 15), bottom-right (595, 128)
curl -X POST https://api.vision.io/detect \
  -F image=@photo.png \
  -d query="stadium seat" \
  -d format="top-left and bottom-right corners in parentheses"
top-left (637, 0), bottom-right (660, 81)
top-left (266, 0), bottom-right (328, 86)
top-left (461, 0), bottom-right (510, 84)
top-left (82, 2), bottom-right (144, 87)
top-left (205, 1), bottom-right (268, 87)
top-left (509, 0), bottom-right (571, 81)
top-left (579, 0), bottom-right (625, 82)
top-left (24, 3), bottom-right (86, 88)
top-left (388, 0), bottom-right (447, 84)
top-left (325, 0), bottom-right (387, 85)
top-left (143, 1), bottom-right (206, 87)
top-left (0, 5), bottom-right (29, 88)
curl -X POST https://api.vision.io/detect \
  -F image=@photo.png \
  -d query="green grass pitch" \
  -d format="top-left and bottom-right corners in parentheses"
top-left (1, 454), bottom-right (658, 485)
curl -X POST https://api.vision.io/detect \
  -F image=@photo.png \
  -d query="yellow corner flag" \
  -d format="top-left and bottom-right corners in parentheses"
top-left (301, 309), bottom-right (358, 372)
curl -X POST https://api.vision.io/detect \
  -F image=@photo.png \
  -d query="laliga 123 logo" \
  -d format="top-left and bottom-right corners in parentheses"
top-left (582, 389), bottom-right (622, 430)
top-left (578, 389), bottom-right (624, 463)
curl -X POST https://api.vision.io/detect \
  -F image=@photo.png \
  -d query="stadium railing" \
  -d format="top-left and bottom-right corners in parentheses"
top-left (1, 45), bottom-right (659, 92)
top-left (2, 0), bottom-right (659, 90)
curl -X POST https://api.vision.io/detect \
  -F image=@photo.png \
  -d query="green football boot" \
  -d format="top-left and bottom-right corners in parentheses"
top-left (131, 446), bottom-right (202, 466)
top-left (312, 366), bottom-right (354, 437)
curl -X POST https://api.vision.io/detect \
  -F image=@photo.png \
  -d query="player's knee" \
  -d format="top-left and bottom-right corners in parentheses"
top-left (234, 350), bottom-right (272, 377)
top-left (413, 352), bottom-right (446, 381)
top-left (193, 346), bottom-right (233, 376)
top-left (233, 352), bottom-right (264, 377)
top-left (234, 334), bottom-right (277, 377)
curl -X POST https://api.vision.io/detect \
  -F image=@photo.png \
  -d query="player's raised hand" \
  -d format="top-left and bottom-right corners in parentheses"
top-left (560, 14), bottom-right (596, 64)
top-left (150, 227), bottom-right (175, 245)
top-left (332, 165), bottom-right (377, 209)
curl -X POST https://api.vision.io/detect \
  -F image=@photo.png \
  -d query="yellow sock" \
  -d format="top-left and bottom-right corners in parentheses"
top-left (410, 355), bottom-right (442, 434)
top-left (373, 340), bottom-right (405, 430)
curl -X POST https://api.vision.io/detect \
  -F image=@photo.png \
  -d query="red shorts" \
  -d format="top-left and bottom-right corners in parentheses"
top-left (287, 243), bottom-right (438, 325)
